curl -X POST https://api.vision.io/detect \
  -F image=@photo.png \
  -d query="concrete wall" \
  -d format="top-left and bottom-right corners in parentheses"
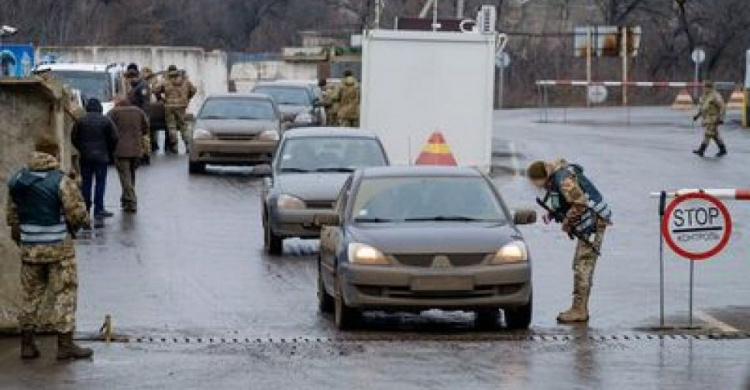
top-left (0, 78), bottom-right (71, 331)
top-left (37, 46), bottom-right (229, 114)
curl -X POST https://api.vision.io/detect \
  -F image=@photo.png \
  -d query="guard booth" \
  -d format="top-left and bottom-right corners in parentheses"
top-left (0, 76), bottom-right (77, 332)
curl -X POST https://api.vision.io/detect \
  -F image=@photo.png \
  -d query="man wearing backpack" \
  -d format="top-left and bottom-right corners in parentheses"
top-left (527, 159), bottom-right (612, 323)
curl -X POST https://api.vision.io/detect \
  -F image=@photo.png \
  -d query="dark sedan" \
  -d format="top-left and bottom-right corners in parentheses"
top-left (316, 166), bottom-right (537, 330)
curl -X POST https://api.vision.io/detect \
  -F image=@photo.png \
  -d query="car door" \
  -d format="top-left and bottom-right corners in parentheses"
top-left (320, 176), bottom-right (353, 289)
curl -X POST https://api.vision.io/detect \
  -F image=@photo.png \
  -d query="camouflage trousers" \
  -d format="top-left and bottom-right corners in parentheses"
top-left (572, 219), bottom-right (608, 303)
top-left (19, 257), bottom-right (78, 333)
top-left (702, 124), bottom-right (724, 146)
top-left (165, 106), bottom-right (189, 152)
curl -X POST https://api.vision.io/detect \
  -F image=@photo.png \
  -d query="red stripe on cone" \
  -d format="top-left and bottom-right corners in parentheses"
top-left (415, 132), bottom-right (458, 166)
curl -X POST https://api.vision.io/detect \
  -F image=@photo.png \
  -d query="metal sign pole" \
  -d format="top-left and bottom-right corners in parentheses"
top-left (659, 191), bottom-right (667, 328)
top-left (694, 62), bottom-right (699, 100)
top-left (689, 258), bottom-right (695, 328)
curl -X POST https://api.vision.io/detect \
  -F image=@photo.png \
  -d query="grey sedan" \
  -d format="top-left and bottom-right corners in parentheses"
top-left (315, 166), bottom-right (537, 330)
top-left (262, 128), bottom-right (389, 255)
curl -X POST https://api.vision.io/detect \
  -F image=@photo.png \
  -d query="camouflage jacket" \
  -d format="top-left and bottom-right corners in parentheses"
top-left (5, 152), bottom-right (90, 264)
top-left (336, 76), bottom-right (360, 121)
top-left (154, 72), bottom-right (197, 107)
top-left (697, 90), bottom-right (726, 126)
top-left (547, 159), bottom-right (589, 232)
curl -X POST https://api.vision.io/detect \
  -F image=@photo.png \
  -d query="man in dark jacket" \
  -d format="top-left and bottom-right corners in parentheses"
top-left (107, 96), bottom-right (149, 213)
top-left (71, 98), bottom-right (118, 218)
top-left (124, 63), bottom-right (153, 165)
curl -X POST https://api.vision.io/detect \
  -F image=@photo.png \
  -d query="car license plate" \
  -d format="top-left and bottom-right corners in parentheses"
top-left (411, 276), bottom-right (473, 292)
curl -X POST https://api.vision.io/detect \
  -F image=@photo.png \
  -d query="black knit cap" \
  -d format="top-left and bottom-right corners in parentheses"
top-left (127, 63), bottom-right (139, 72)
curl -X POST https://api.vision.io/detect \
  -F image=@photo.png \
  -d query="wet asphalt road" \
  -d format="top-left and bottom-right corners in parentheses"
top-left (2, 107), bottom-right (750, 389)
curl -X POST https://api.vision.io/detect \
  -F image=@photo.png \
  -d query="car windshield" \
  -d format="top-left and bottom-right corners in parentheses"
top-left (253, 86), bottom-right (310, 106)
top-left (199, 98), bottom-right (277, 120)
top-left (352, 176), bottom-right (506, 223)
top-left (49, 70), bottom-right (112, 102)
top-left (277, 137), bottom-right (386, 173)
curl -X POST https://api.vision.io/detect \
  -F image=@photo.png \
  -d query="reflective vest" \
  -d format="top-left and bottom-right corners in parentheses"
top-left (9, 169), bottom-right (67, 245)
top-left (545, 164), bottom-right (612, 236)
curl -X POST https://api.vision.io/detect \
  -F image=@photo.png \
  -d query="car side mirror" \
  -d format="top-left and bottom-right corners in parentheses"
top-left (254, 164), bottom-right (272, 177)
top-left (513, 209), bottom-right (537, 225)
top-left (313, 212), bottom-right (341, 227)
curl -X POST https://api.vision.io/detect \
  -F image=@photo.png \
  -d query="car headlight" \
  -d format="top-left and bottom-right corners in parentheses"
top-left (277, 194), bottom-right (305, 210)
top-left (491, 241), bottom-right (528, 264)
top-left (193, 128), bottom-right (213, 140)
top-left (259, 130), bottom-right (280, 141)
top-left (294, 112), bottom-right (314, 124)
top-left (348, 243), bottom-right (390, 266)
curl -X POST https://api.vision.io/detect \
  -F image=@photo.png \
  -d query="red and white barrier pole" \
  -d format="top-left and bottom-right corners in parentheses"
top-left (650, 189), bottom-right (750, 200)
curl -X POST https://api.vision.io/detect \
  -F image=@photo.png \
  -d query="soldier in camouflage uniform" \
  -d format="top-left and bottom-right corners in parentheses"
top-left (528, 159), bottom-right (612, 323)
top-left (335, 70), bottom-right (360, 128)
top-left (5, 138), bottom-right (93, 360)
top-left (153, 65), bottom-right (197, 154)
top-left (693, 80), bottom-right (727, 157)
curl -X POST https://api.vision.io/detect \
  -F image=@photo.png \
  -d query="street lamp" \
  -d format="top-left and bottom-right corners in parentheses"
top-left (0, 25), bottom-right (18, 46)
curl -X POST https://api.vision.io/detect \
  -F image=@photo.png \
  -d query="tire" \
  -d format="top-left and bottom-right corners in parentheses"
top-left (318, 262), bottom-right (334, 313)
top-left (475, 309), bottom-right (501, 330)
top-left (188, 161), bottom-right (206, 174)
top-left (505, 296), bottom-right (533, 330)
top-left (264, 218), bottom-right (283, 256)
top-left (334, 277), bottom-right (361, 330)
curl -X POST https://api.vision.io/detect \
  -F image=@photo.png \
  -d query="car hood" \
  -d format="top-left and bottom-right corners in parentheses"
top-left (194, 119), bottom-right (279, 134)
top-left (347, 223), bottom-right (520, 254)
top-left (274, 173), bottom-right (350, 201)
top-left (278, 104), bottom-right (310, 116)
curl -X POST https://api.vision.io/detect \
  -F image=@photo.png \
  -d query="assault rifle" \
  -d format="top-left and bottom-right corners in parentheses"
top-left (536, 197), bottom-right (600, 255)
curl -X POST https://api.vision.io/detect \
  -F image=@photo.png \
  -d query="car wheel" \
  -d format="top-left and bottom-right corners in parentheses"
top-left (188, 161), bottom-right (206, 174)
top-left (264, 219), bottom-right (283, 256)
top-left (505, 295), bottom-right (533, 330)
top-left (475, 309), bottom-right (501, 330)
top-left (334, 277), bottom-right (361, 330)
top-left (318, 262), bottom-right (334, 313)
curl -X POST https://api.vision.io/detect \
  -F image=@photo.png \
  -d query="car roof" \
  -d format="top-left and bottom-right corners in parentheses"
top-left (360, 166), bottom-right (483, 178)
top-left (255, 80), bottom-right (312, 88)
top-left (205, 93), bottom-right (272, 101)
top-left (283, 127), bottom-right (379, 139)
top-left (35, 63), bottom-right (115, 72)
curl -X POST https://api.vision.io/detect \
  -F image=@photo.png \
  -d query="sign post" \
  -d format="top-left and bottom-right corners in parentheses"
top-left (495, 51), bottom-right (510, 109)
top-left (661, 192), bottom-right (732, 327)
top-left (691, 48), bottom-right (706, 100)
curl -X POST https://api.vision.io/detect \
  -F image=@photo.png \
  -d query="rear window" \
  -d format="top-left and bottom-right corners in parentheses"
top-left (253, 86), bottom-right (310, 106)
top-left (199, 98), bottom-right (277, 120)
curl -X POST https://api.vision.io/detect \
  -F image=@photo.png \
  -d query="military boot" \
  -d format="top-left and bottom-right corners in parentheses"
top-left (693, 144), bottom-right (707, 157)
top-left (56, 332), bottom-right (93, 360)
top-left (716, 144), bottom-right (728, 157)
top-left (21, 331), bottom-right (40, 360)
top-left (557, 295), bottom-right (589, 323)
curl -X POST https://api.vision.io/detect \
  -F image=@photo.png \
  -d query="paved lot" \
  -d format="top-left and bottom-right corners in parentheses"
top-left (1, 106), bottom-right (749, 389)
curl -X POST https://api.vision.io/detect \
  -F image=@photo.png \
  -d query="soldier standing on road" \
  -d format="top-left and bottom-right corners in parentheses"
top-left (141, 67), bottom-right (161, 153)
top-left (336, 70), bottom-right (360, 128)
top-left (6, 137), bottom-right (93, 360)
top-left (108, 96), bottom-right (149, 214)
top-left (693, 80), bottom-right (727, 157)
top-left (318, 78), bottom-right (338, 126)
top-left (124, 63), bottom-right (153, 165)
top-left (153, 65), bottom-right (196, 154)
top-left (527, 159), bottom-right (612, 323)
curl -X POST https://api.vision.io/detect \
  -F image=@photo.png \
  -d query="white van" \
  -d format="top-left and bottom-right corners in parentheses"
top-left (34, 62), bottom-right (126, 113)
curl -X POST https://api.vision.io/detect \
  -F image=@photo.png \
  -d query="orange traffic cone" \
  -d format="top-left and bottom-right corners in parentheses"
top-left (415, 132), bottom-right (458, 166)
top-left (727, 87), bottom-right (745, 110)
top-left (672, 89), bottom-right (694, 110)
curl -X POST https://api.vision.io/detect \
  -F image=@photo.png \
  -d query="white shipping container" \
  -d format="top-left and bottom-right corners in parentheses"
top-left (361, 30), bottom-right (496, 172)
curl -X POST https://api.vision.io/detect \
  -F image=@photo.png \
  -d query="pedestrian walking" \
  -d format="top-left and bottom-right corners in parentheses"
top-left (124, 63), bottom-right (153, 165)
top-left (336, 70), bottom-right (360, 128)
top-left (527, 159), bottom-right (612, 323)
top-left (6, 137), bottom-right (93, 360)
top-left (107, 96), bottom-right (149, 213)
top-left (693, 80), bottom-right (727, 157)
top-left (153, 65), bottom-right (196, 154)
top-left (71, 98), bottom-right (118, 219)
top-left (318, 78), bottom-right (338, 126)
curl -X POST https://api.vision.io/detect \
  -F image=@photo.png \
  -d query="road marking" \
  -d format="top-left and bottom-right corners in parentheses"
top-left (695, 311), bottom-right (739, 333)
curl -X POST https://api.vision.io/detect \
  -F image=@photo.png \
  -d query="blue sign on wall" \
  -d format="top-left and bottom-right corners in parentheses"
top-left (0, 44), bottom-right (35, 77)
